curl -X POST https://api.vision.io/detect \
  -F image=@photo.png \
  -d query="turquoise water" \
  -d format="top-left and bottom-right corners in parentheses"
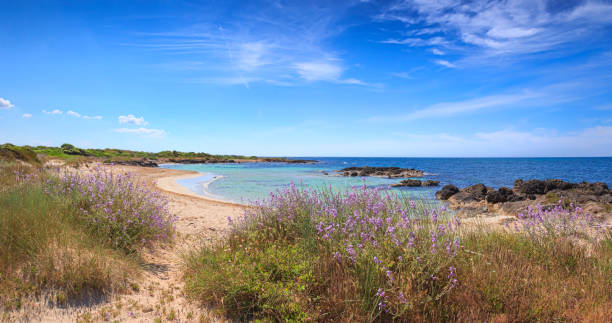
top-left (162, 157), bottom-right (612, 204)
top-left (165, 162), bottom-right (433, 204)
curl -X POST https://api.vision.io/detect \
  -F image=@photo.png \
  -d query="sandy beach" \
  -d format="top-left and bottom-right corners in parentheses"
top-left (25, 164), bottom-right (245, 322)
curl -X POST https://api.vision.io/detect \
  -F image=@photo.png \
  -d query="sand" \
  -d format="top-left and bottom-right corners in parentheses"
top-left (16, 163), bottom-right (245, 322)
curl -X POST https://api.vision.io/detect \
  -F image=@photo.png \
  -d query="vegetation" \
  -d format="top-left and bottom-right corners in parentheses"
top-left (0, 161), bottom-right (176, 312)
top-left (184, 185), bottom-right (611, 321)
top-left (23, 143), bottom-right (257, 161)
top-left (0, 144), bottom-right (40, 165)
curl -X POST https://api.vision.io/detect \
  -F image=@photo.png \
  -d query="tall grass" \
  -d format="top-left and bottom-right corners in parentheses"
top-left (0, 163), bottom-right (176, 311)
top-left (184, 184), bottom-right (611, 321)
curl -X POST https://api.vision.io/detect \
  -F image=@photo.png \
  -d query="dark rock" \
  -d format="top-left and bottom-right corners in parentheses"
top-left (422, 180), bottom-right (440, 187)
top-left (107, 159), bottom-right (158, 167)
top-left (391, 179), bottom-right (422, 187)
top-left (486, 187), bottom-right (524, 204)
top-left (262, 158), bottom-right (318, 164)
top-left (514, 179), bottom-right (578, 195)
top-left (447, 184), bottom-right (490, 204)
top-left (462, 184), bottom-right (489, 200)
top-left (338, 166), bottom-right (424, 178)
top-left (435, 185), bottom-right (459, 200)
top-left (514, 179), bottom-right (546, 195)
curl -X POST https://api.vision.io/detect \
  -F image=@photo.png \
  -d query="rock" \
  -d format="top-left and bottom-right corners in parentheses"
top-left (106, 158), bottom-right (158, 167)
top-left (447, 184), bottom-right (492, 205)
top-left (435, 185), bottom-right (459, 200)
top-left (486, 187), bottom-right (524, 204)
top-left (338, 166), bottom-right (424, 178)
top-left (514, 179), bottom-right (577, 195)
top-left (391, 179), bottom-right (422, 187)
top-left (443, 178), bottom-right (612, 219)
top-left (422, 180), bottom-right (440, 187)
top-left (463, 184), bottom-right (489, 200)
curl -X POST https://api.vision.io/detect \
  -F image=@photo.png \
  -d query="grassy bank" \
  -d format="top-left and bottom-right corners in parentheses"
top-left (0, 162), bottom-right (176, 314)
top-left (1, 142), bottom-right (257, 163)
top-left (184, 185), bottom-right (611, 321)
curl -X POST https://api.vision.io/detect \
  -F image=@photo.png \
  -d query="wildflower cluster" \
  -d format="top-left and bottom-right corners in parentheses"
top-left (53, 167), bottom-right (176, 252)
top-left (513, 201), bottom-right (603, 241)
top-left (230, 182), bottom-right (462, 318)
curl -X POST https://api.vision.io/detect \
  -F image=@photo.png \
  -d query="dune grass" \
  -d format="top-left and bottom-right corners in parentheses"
top-left (184, 184), bottom-right (611, 321)
top-left (0, 162), bottom-right (176, 312)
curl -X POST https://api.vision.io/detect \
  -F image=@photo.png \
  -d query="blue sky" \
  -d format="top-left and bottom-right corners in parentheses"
top-left (1, 0), bottom-right (612, 157)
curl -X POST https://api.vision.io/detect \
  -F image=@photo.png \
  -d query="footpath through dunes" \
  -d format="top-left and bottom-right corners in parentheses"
top-left (23, 163), bottom-right (245, 322)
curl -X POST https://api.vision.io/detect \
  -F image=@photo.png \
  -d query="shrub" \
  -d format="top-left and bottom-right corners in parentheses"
top-left (52, 166), bottom-right (177, 252)
top-left (0, 164), bottom-right (133, 309)
top-left (185, 184), bottom-right (611, 322)
top-left (185, 184), bottom-right (461, 321)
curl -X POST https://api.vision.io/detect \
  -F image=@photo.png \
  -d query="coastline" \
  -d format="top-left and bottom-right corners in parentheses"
top-left (155, 170), bottom-right (248, 208)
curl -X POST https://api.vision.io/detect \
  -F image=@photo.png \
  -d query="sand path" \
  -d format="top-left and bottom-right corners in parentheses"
top-left (21, 164), bottom-right (244, 322)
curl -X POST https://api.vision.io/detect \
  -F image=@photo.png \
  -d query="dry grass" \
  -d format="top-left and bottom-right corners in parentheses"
top-left (183, 186), bottom-right (612, 322)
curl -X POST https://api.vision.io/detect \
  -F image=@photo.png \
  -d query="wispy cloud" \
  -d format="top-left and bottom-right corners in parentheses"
top-left (61, 109), bottom-right (102, 119)
top-left (67, 110), bottom-right (81, 117)
top-left (380, 126), bottom-right (612, 157)
top-left (378, 0), bottom-right (612, 60)
top-left (118, 114), bottom-right (147, 126)
top-left (0, 97), bottom-right (14, 109)
top-left (368, 90), bottom-right (547, 122)
top-left (22, 113), bottom-right (32, 118)
top-left (131, 2), bottom-right (371, 87)
top-left (43, 109), bottom-right (63, 115)
top-left (113, 127), bottom-right (166, 138)
top-left (434, 59), bottom-right (456, 68)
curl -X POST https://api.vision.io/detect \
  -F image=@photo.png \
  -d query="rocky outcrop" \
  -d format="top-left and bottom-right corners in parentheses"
top-left (435, 185), bottom-right (459, 200)
top-left (437, 178), bottom-right (612, 218)
top-left (422, 180), bottom-right (440, 187)
top-left (391, 179), bottom-right (422, 187)
top-left (391, 179), bottom-right (440, 187)
top-left (168, 158), bottom-right (236, 164)
top-left (106, 159), bottom-right (159, 167)
top-left (338, 166), bottom-right (424, 178)
top-left (262, 158), bottom-right (318, 164)
top-left (485, 187), bottom-right (524, 203)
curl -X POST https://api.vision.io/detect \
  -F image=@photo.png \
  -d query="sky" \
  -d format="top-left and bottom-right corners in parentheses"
top-left (1, 0), bottom-right (612, 157)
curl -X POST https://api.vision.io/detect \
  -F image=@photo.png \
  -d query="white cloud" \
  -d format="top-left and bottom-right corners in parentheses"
top-left (431, 48), bottom-right (445, 55)
top-left (369, 91), bottom-right (543, 122)
top-left (434, 59), bottom-right (456, 68)
top-left (83, 115), bottom-right (103, 120)
top-left (379, 0), bottom-right (612, 57)
top-left (113, 127), bottom-right (166, 138)
top-left (134, 2), bottom-right (371, 87)
top-left (0, 97), bottom-right (14, 109)
top-left (236, 41), bottom-right (268, 72)
top-left (118, 114), bottom-right (148, 126)
top-left (67, 110), bottom-right (81, 117)
top-left (43, 109), bottom-right (63, 115)
top-left (22, 113), bottom-right (32, 118)
top-left (294, 61), bottom-right (343, 81)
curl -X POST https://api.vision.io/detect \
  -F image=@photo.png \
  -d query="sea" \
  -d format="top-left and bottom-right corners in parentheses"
top-left (161, 157), bottom-right (612, 204)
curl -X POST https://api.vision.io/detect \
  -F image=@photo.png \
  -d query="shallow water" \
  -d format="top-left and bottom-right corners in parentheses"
top-left (162, 157), bottom-right (612, 204)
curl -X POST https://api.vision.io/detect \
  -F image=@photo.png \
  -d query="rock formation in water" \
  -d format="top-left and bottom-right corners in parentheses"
top-left (391, 179), bottom-right (440, 187)
top-left (338, 166), bottom-right (424, 178)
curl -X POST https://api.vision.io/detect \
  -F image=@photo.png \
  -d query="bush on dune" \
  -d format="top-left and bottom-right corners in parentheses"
top-left (184, 184), bottom-right (611, 322)
top-left (0, 163), bottom-right (176, 310)
top-left (185, 184), bottom-right (462, 321)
